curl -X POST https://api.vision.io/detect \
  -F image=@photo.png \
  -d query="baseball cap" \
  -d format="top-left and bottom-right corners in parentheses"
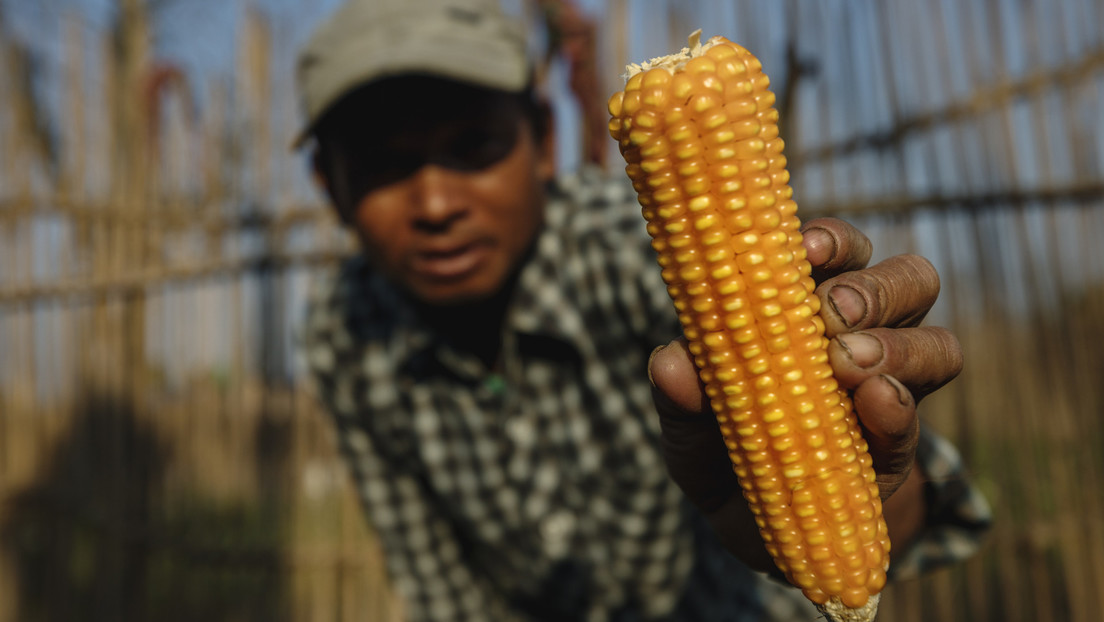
top-left (293, 0), bottom-right (531, 148)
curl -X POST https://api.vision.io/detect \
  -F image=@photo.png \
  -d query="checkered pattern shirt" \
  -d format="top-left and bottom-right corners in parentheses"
top-left (301, 169), bottom-right (991, 622)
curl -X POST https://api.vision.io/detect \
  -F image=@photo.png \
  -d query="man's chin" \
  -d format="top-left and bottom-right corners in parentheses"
top-left (406, 279), bottom-right (503, 310)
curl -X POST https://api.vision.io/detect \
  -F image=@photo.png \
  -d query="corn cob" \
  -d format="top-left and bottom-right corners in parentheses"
top-left (608, 32), bottom-right (890, 622)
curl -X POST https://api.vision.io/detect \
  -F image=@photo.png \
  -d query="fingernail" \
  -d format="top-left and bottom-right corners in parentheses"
top-left (828, 285), bottom-right (866, 327)
top-left (802, 227), bottom-right (836, 267)
top-left (837, 333), bottom-right (883, 368)
top-left (881, 374), bottom-right (913, 407)
top-left (647, 345), bottom-right (666, 387)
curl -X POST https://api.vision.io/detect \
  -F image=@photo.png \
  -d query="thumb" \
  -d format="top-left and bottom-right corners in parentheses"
top-left (649, 340), bottom-right (740, 513)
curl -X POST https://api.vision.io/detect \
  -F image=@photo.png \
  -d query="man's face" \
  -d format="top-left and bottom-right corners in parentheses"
top-left (318, 78), bottom-right (555, 307)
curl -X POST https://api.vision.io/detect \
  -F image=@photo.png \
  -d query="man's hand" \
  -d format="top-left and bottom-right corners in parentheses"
top-left (648, 217), bottom-right (963, 571)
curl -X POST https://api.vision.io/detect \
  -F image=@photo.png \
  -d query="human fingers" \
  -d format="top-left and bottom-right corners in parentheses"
top-left (828, 326), bottom-right (964, 402)
top-left (816, 254), bottom-right (940, 337)
top-left (828, 325), bottom-right (961, 498)
top-left (801, 217), bottom-right (874, 281)
top-left (648, 340), bottom-right (741, 513)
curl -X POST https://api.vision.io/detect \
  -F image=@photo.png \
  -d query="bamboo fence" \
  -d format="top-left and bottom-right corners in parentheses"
top-left (1, 1), bottom-right (1103, 621)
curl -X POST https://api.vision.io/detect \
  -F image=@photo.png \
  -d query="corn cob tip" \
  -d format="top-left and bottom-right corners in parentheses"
top-left (817, 593), bottom-right (881, 622)
top-left (622, 29), bottom-right (707, 79)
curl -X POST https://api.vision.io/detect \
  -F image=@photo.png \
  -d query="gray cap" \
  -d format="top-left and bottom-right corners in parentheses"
top-left (293, 0), bottom-right (531, 147)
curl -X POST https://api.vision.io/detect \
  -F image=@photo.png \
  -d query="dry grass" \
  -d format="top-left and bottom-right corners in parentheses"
top-left (0, 380), bottom-right (402, 622)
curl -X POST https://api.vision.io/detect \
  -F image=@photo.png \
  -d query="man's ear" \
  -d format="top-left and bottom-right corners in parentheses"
top-left (310, 147), bottom-right (334, 201)
top-left (311, 146), bottom-right (354, 226)
top-left (534, 101), bottom-right (557, 183)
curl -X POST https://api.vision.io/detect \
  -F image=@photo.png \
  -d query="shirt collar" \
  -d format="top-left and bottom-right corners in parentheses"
top-left (506, 199), bottom-right (588, 347)
top-left (338, 197), bottom-right (586, 381)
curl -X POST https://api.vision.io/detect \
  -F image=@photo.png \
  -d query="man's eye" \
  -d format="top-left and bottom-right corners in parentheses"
top-left (365, 148), bottom-right (423, 172)
top-left (345, 152), bottom-right (424, 197)
top-left (443, 127), bottom-right (517, 170)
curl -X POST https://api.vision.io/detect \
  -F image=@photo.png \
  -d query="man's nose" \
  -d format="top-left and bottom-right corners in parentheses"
top-left (409, 165), bottom-right (466, 230)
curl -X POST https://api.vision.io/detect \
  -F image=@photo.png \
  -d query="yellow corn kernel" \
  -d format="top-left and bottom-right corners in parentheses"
top-left (609, 30), bottom-right (889, 622)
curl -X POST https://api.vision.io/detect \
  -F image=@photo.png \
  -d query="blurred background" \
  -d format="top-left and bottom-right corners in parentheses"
top-left (1, 0), bottom-right (1102, 620)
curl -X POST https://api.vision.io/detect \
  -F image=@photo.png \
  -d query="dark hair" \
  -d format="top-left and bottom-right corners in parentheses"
top-left (312, 75), bottom-right (550, 220)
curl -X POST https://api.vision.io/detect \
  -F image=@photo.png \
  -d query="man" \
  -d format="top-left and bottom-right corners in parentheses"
top-left (296, 1), bottom-right (990, 620)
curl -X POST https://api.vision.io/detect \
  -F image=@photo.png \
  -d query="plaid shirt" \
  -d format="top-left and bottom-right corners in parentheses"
top-left (301, 169), bottom-right (991, 622)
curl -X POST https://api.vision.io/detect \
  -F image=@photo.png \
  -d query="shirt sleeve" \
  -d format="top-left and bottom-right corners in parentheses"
top-left (886, 425), bottom-right (993, 580)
